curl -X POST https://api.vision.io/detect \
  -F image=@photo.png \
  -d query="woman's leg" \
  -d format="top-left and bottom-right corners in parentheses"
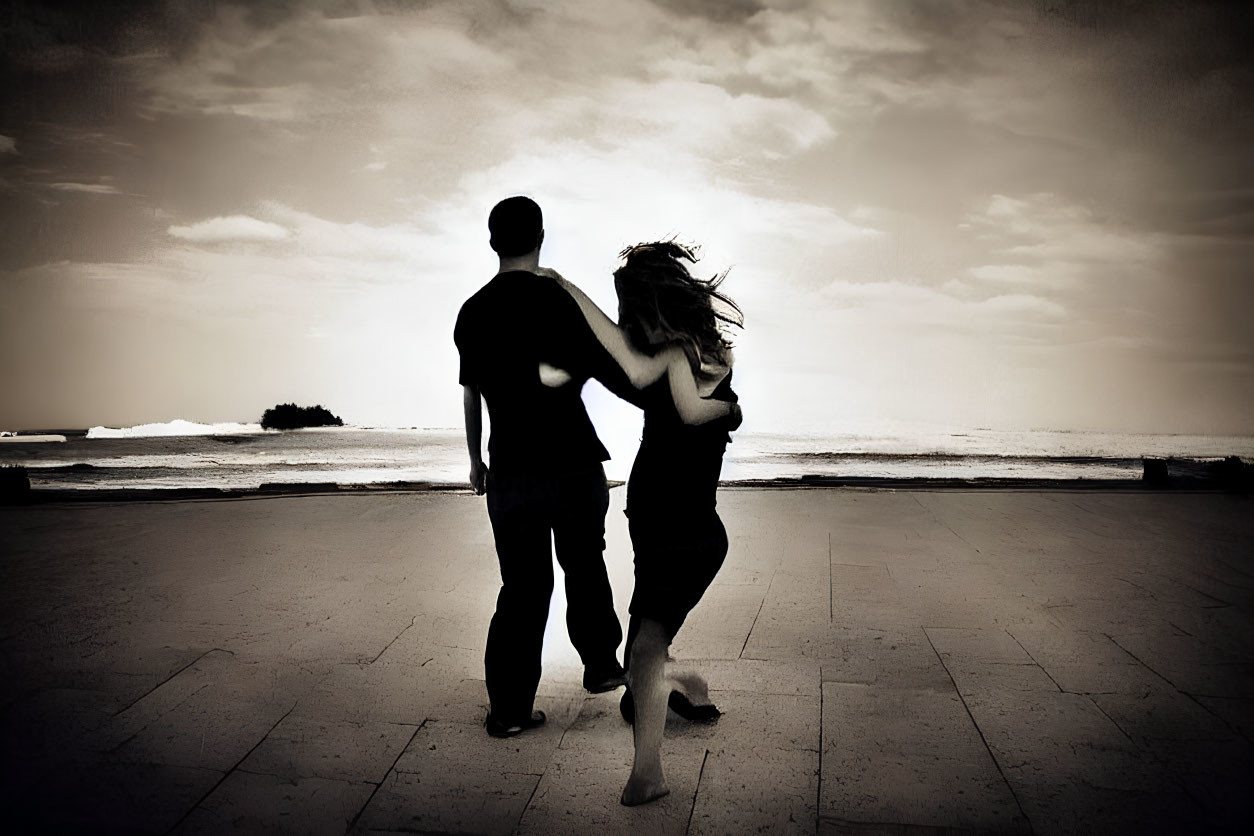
top-left (622, 617), bottom-right (671, 806)
top-left (666, 514), bottom-right (727, 712)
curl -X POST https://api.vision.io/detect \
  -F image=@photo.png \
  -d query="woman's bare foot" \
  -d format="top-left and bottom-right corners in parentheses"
top-left (621, 774), bottom-right (670, 806)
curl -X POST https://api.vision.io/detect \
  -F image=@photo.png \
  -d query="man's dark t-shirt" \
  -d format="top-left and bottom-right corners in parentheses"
top-left (455, 271), bottom-right (635, 472)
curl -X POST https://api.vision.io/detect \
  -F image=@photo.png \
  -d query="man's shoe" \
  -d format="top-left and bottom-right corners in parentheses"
top-left (583, 663), bottom-right (627, 694)
top-left (485, 709), bottom-right (546, 738)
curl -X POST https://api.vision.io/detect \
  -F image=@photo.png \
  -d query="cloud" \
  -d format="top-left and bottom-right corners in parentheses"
top-left (820, 278), bottom-right (1064, 328)
top-left (260, 202), bottom-right (432, 264)
top-left (138, 5), bottom-right (513, 121)
top-left (0, 135), bottom-right (15, 154)
top-left (649, 0), bottom-right (764, 24)
top-left (982, 293), bottom-right (1066, 319)
top-left (167, 215), bottom-right (291, 243)
top-left (966, 192), bottom-right (1162, 276)
top-left (968, 264), bottom-right (1041, 284)
top-left (48, 182), bottom-right (121, 194)
top-left (3, 0), bottom-right (1252, 434)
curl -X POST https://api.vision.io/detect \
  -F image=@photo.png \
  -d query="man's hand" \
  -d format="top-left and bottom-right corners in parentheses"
top-left (469, 458), bottom-right (488, 495)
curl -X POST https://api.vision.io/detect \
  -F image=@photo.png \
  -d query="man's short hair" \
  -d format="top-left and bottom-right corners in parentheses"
top-left (488, 196), bottom-right (543, 257)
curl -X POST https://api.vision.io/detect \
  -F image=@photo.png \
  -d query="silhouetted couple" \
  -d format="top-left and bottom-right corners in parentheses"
top-left (455, 196), bottom-right (743, 806)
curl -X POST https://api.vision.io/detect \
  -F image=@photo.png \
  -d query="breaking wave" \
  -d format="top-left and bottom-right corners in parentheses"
top-left (86, 419), bottom-right (264, 439)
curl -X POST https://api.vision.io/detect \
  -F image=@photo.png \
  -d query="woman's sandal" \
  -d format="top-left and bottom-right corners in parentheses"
top-left (620, 689), bottom-right (635, 724)
top-left (668, 690), bottom-right (722, 722)
top-left (620, 688), bottom-right (721, 725)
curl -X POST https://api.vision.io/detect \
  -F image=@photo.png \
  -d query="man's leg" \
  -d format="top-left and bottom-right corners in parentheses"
top-left (552, 464), bottom-right (623, 689)
top-left (484, 470), bottom-right (555, 724)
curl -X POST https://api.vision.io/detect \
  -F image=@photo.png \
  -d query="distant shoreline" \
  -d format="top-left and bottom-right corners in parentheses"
top-left (4, 425), bottom-right (1250, 495)
top-left (5, 473), bottom-right (1249, 505)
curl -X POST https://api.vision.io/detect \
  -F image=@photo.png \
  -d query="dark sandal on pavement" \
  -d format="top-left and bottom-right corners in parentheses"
top-left (620, 688), bottom-right (720, 725)
top-left (620, 688), bottom-right (635, 725)
top-left (668, 690), bottom-right (721, 722)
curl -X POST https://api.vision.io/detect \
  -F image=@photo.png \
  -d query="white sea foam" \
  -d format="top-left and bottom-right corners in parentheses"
top-left (6, 424), bottom-right (1250, 491)
top-left (87, 419), bottom-right (264, 439)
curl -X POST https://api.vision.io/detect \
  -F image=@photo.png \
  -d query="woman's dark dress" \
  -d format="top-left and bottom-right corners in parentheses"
top-left (624, 369), bottom-right (739, 652)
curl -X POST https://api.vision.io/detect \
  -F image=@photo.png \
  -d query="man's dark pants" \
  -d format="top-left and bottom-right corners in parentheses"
top-left (483, 463), bottom-right (622, 722)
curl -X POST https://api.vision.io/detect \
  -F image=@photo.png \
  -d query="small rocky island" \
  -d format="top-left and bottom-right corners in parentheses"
top-left (260, 403), bottom-right (344, 430)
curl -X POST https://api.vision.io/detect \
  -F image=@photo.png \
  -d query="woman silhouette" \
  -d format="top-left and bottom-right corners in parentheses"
top-left (544, 241), bottom-right (743, 805)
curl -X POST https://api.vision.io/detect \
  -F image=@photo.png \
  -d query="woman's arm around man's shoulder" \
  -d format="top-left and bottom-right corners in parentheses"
top-left (538, 267), bottom-right (673, 389)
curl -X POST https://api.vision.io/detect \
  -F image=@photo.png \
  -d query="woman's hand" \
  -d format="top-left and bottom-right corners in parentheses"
top-left (539, 362), bottom-right (573, 387)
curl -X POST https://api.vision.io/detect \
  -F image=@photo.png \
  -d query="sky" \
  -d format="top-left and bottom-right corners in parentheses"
top-left (1, 0), bottom-right (1252, 439)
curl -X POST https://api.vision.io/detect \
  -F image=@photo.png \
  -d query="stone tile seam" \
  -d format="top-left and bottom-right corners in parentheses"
top-left (1177, 689), bottom-right (1254, 743)
top-left (363, 616), bottom-right (420, 666)
top-left (514, 709), bottom-right (578, 829)
top-left (738, 562), bottom-right (780, 660)
top-left (921, 626), bottom-right (1034, 835)
top-left (819, 814), bottom-right (1026, 835)
top-left (1171, 578), bottom-right (1234, 608)
top-left (163, 700), bottom-right (298, 835)
top-left (1103, 633), bottom-right (1182, 692)
top-left (685, 748), bottom-right (711, 836)
top-left (816, 664), bottom-right (824, 836)
top-left (109, 681), bottom-right (215, 754)
top-left (1082, 697), bottom-right (1137, 747)
top-left (1111, 576), bottom-right (1158, 600)
top-left (707, 743), bottom-right (822, 755)
top-left (114, 647), bottom-right (234, 717)
top-left (912, 494), bottom-right (982, 555)
top-left (232, 765), bottom-right (379, 787)
top-left (347, 718), bottom-right (427, 834)
top-left (709, 688), bottom-right (820, 699)
top-left (1004, 629), bottom-right (1065, 695)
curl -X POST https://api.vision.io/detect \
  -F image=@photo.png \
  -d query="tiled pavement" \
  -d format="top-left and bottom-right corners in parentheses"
top-left (1, 488), bottom-right (1251, 833)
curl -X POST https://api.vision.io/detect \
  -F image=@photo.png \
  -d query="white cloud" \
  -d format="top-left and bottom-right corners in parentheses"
top-left (0, 135), bottom-right (16, 154)
top-left (168, 215), bottom-right (292, 243)
top-left (10, 0), bottom-right (1247, 435)
top-left (259, 202), bottom-right (434, 264)
top-left (981, 293), bottom-right (1066, 319)
top-left (820, 278), bottom-right (1065, 331)
top-left (969, 264), bottom-right (1043, 284)
top-left (49, 182), bottom-right (121, 194)
top-left (964, 192), bottom-right (1164, 291)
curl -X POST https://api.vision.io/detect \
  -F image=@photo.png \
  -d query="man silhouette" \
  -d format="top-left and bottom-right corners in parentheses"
top-left (455, 196), bottom-right (633, 737)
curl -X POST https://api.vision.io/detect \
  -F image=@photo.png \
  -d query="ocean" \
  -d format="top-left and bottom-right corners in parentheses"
top-left (3, 420), bottom-right (1252, 491)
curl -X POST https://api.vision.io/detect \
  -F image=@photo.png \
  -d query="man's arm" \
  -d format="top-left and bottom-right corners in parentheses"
top-left (463, 385), bottom-right (487, 494)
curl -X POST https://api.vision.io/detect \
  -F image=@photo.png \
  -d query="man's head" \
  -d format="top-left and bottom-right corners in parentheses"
top-left (488, 196), bottom-right (544, 257)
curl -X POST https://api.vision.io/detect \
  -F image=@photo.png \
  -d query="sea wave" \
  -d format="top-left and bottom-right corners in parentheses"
top-left (86, 419), bottom-right (264, 439)
top-left (778, 452), bottom-right (1146, 464)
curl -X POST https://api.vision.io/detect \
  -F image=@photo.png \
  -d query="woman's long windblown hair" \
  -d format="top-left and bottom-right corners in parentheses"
top-left (613, 241), bottom-right (743, 380)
